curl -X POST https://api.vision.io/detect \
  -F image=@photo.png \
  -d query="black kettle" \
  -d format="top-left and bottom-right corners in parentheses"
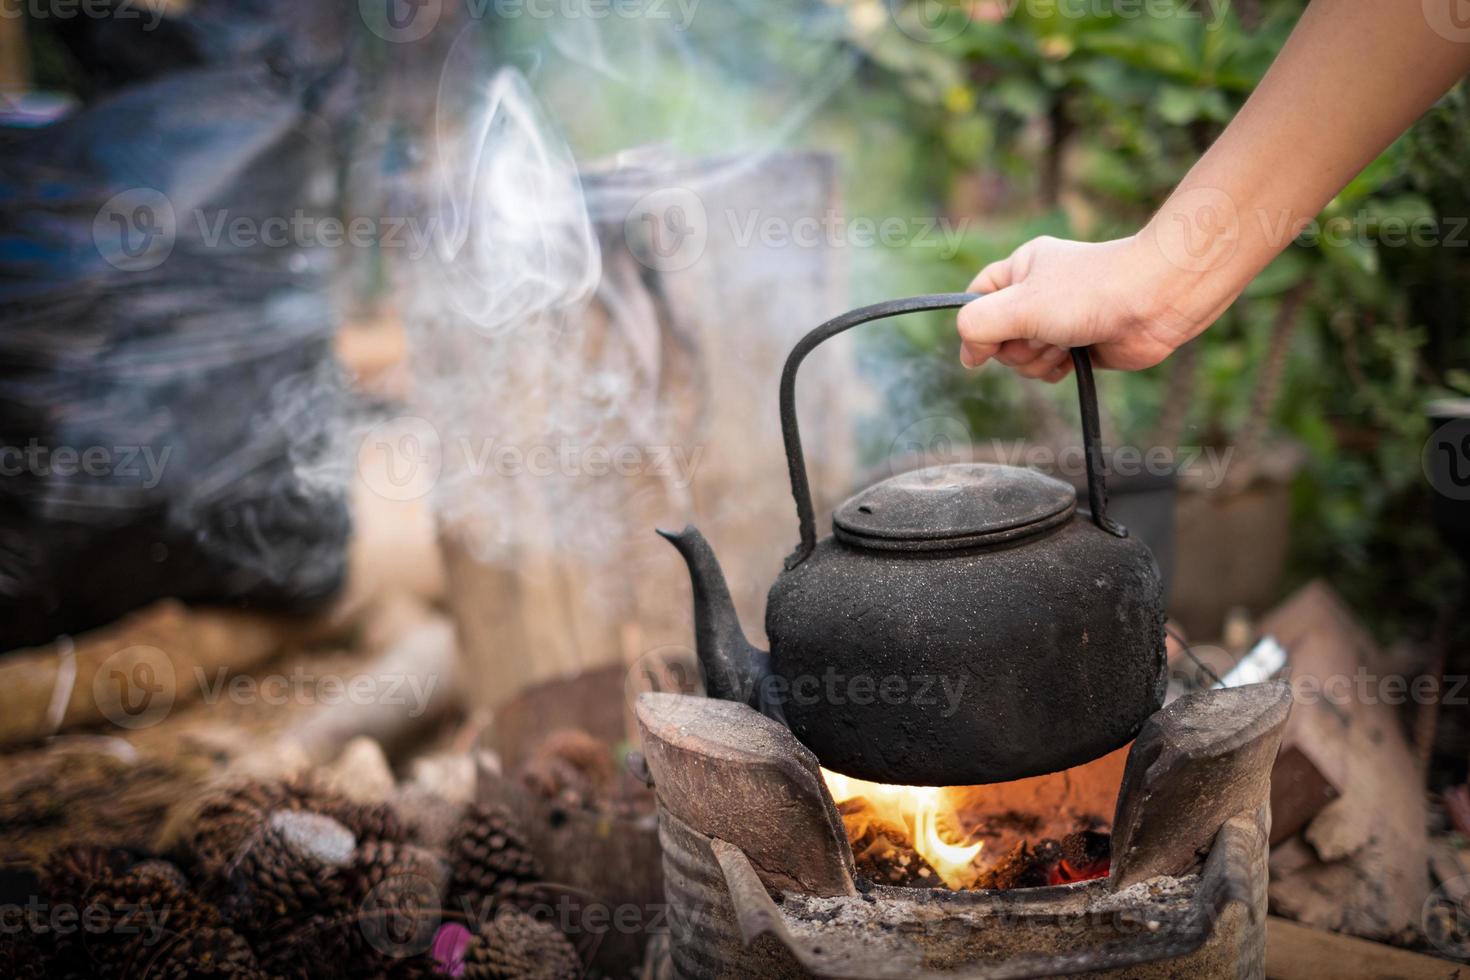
top-left (660, 294), bottom-right (1166, 785)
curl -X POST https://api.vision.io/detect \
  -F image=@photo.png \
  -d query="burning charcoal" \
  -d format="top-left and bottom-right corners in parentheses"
top-left (1059, 830), bottom-right (1110, 868)
top-left (462, 907), bottom-right (581, 980)
top-left (518, 729), bottom-right (616, 809)
top-left (448, 802), bottom-right (544, 916)
top-left (975, 842), bottom-right (1050, 890)
top-left (837, 798), bottom-right (945, 889)
top-left (1032, 838), bottom-right (1063, 866)
top-left (1050, 830), bottom-right (1111, 883)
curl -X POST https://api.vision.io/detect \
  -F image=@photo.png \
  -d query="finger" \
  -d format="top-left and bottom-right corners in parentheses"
top-left (957, 288), bottom-right (1032, 352)
top-left (1041, 359), bottom-right (1074, 384)
top-left (967, 256), bottom-right (1016, 294)
top-left (995, 338), bottom-right (1048, 368)
top-left (1015, 344), bottom-right (1069, 380)
top-left (960, 339), bottom-right (999, 369)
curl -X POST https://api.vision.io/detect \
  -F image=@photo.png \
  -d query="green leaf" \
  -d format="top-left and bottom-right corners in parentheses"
top-left (989, 76), bottom-right (1050, 118)
top-left (1243, 249), bottom-right (1314, 297)
top-left (1154, 85), bottom-right (1206, 125)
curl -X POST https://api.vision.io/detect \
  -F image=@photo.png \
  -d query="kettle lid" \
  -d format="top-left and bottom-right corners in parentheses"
top-left (833, 463), bottom-right (1075, 552)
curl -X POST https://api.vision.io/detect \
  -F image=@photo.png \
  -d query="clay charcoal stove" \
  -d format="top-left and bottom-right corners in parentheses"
top-left (635, 681), bottom-right (1290, 979)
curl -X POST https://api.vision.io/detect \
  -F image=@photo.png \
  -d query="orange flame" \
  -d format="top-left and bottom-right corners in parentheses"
top-left (822, 769), bottom-right (982, 889)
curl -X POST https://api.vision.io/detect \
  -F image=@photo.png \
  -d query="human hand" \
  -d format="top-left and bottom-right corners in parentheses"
top-left (955, 233), bottom-right (1234, 381)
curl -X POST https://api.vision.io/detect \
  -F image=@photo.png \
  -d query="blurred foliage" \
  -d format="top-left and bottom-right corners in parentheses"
top-left (817, 0), bottom-right (1470, 636)
top-left (23, 0), bottom-right (1465, 635)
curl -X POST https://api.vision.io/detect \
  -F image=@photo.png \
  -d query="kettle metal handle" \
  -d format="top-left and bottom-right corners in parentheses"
top-left (780, 292), bottom-right (1127, 568)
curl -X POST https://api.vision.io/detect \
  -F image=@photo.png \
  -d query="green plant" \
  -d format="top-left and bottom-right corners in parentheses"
top-left (829, 0), bottom-right (1468, 637)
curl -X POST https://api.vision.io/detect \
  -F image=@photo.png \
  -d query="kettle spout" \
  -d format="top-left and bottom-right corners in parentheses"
top-left (657, 525), bottom-right (770, 709)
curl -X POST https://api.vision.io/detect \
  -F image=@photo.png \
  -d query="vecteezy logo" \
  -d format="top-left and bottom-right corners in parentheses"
top-left (887, 415), bottom-right (974, 476)
top-left (93, 189), bottom-right (176, 272)
top-left (1423, 874), bottom-right (1470, 958)
top-left (1423, 417), bottom-right (1470, 501)
top-left (359, 0), bottom-right (442, 43)
top-left (624, 187), bottom-right (708, 273)
top-left (93, 645), bottom-right (176, 729)
top-left (357, 416), bottom-right (443, 502)
top-left (1424, 0), bottom-right (1470, 43)
top-left (1152, 187), bottom-right (1240, 274)
top-left (359, 872), bottom-right (442, 959)
top-left (887, 0), bottom-right (970, 44)
top-left (625, 646), bottom-right (702, 707)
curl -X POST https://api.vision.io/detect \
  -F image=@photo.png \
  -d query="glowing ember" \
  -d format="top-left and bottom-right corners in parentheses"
top-left (822, 769), bottom-right (983, 889)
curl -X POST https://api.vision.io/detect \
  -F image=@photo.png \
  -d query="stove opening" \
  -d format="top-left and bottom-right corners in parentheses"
top-left (821, 745), bottom-right (1126, 891)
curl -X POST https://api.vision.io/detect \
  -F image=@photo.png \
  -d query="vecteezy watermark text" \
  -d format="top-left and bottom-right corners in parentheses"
top-left (724, 209), bottom-right (970, 256)
top-left (93, 191), bottom-right (446, 272)
top-left (0, 898), bottom-right (168, 946)
top-left (0, 440), bottom-right (171, 488)
top-left (190, 210), bottom-right (442, 260)
top-left (358, 0), bottom-right (699, 44)
top-left (194, 667), bottom-right (439, 717)
top-left (0, 0), bottom-right (166, 29)
top-left (357, 416), bottom-right (706, 502)
top-left (983, 439), bottom-right (1234, 489)
top-left (624, 188), bottom-right (972, 272)
top-left (887, 0), bottom-right (1228, 46)
top-left (708, 667), bottom-right (970, 718)
top-left (92, 643), bottom-right (440, 730)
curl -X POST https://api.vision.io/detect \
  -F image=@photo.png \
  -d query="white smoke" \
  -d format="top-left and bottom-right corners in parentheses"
top-left (396, 8), bottom-right (859, 571)
top-left (427, 68), bottom-right (600, 333)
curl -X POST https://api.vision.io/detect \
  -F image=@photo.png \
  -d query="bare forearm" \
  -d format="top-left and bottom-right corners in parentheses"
top-left (958, 0), bottom-right (1470, 377)
top-left (1145, 0), bottom-right (1470, 319)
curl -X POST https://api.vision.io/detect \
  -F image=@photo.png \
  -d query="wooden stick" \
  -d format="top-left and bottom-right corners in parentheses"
top-left (1265, 917), bottom-right (1468, 980)
top-left (0, 601), bottom-right (293, 748)
top-left (0, 12), bottom-right (28, 94)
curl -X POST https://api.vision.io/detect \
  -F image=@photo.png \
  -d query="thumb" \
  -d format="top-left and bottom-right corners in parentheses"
top-left (956, 287), bottom-right (1034, 367)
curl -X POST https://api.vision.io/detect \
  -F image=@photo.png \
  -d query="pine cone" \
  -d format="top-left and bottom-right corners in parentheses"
top-left (40, 844), bottom-right (130, 904)
top-left (447, 803), bottom-right (543, 917)
top-left (146, 925), bottom-right (265, 980)
top-left (363, 953), bottom-right (441, 979)
top-left (229, 810), bottom-right (356, 935)
top-left (43, 851), bottom-right (219, 980)
top-left (244, 821), bottom-right (427, 977)
top-left (462, 908), bottom-right (579, 980)
top-left (0, 925), bottom-right (54, 980)
top-left (350, 840), bottom-right (446, 901)
top-left (88, 858), bottom-right (220, 937)
top-left (185, 783), bottom-right (289, 878)
top-left (188, 779), bottom-right (407, 876)
top-left (329, 798), bottom-right (411, 846)
top-left (519, 729), bottom-right (615, 807)
top-left (344, 841), bottom-right (449, 973)
top-left (271, 777), bottom-right (411, 845)
top-left (251, 911), bottom-right (354, 980)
